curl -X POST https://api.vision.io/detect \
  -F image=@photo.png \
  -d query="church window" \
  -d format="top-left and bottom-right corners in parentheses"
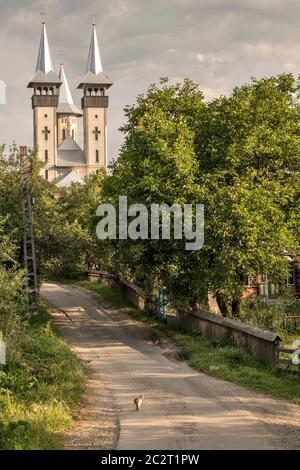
top-left (95, 114), bottom-right (98, 118)
top-left (44, 114), bottom-right (48, 118)
top-left (96, 150), bottom-right (99, 162)
top-left (45, 150), bottom-right (48, 163)
top-left (45, 170), bottom-right (48, 180)
top-left (72, 129), bottom-right (75, 139)
top-left (62, 129), bottom-right (66, 140)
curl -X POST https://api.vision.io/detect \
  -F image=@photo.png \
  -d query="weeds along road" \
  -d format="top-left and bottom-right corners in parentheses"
top-left (41, 282), bottom-right (300, 450)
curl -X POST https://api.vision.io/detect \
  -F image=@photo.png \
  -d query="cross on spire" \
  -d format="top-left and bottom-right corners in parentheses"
top-left (93, 126), bottom-right (101, 141)
top-left (40, 9), bottom-right (47, 23)
top-left (42, 126), bottom-right (51, 141)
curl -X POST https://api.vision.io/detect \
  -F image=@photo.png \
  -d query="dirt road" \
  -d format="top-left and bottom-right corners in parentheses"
top-left (41, 282), bottom-right (300, 450)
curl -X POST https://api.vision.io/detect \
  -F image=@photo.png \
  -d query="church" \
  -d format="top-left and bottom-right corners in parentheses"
top-left (28, 22), bottom-right (112, 186)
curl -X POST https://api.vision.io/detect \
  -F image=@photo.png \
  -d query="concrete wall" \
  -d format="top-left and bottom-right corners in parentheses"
top-left (177, 310), bottom-right (281, 367)
top-left (87, 270), bottom-right (281, 367)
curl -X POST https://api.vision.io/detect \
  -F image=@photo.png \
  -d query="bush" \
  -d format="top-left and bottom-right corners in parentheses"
top-left (0, 305), bottom-right (85, 449)
top-left (240, 296), bottom-right (300, 337)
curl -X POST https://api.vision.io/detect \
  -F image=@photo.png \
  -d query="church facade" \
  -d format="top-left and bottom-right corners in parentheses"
top-left (28, 22), bottom-right (112, 186)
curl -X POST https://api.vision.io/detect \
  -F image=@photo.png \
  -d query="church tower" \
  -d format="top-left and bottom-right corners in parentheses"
top-left (57, 64), bottom-right (82, 146)
top-left (27, 22), bottom-right (62, 181)
top-left (28, 22), bottom-right (112, 186)
top-left (77, 23), bottom-right (112, 174)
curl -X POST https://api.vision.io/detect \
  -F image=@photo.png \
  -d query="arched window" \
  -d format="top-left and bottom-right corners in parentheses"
top-left (96, 150), bottom-right (99, 162)
top-left (62, 129), bottom-right (66, 140)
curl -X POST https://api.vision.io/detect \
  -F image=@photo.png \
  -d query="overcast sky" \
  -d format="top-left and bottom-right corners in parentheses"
top-left (1, 0), bottom-right (300, 161)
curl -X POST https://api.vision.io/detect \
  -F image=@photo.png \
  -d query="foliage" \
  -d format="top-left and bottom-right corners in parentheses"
top-left (0, 146), bottom-right (106, 280)
top-left (240, 296), bottom-right (300, 338)
top-left (0, 304), bottom-right (85, 450)
top-left (98, 75), bottom-right (300, 317)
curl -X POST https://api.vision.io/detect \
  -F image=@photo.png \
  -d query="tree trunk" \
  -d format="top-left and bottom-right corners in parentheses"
top-left (216, 295), bottom-right (229, 317)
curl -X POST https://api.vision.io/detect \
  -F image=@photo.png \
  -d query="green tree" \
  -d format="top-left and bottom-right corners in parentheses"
top-left (102, 78), bottom-right (205, 303)
top-left (100, 74), bottom-right (300, 316)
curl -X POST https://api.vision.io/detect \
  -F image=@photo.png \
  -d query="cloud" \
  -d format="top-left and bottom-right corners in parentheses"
top-left (0, 0), bottom-right (300, 160)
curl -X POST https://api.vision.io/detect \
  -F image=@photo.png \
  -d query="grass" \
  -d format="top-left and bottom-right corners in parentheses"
top-left (74, 280), bottom-right (300, 405)
top-left (0, 304), bottom-right (85, 450)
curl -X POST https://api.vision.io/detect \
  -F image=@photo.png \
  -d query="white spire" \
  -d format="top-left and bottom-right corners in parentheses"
top-left (57, 63), bottom-right (82, 115)
top-left (36, 23), bottom-right (53, 74)
top-left (58, 64), bottom-right (74, 105)
top-left (86, 24), bottom-right (103, 75)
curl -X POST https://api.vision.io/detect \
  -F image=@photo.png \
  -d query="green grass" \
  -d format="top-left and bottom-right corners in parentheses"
top-left (0, 304), bottom-right (85, 450)
top-left (75, 280), bottom-right (300, 405)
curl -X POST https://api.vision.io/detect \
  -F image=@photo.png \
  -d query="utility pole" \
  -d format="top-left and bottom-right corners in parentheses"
top-left (20, 146), bottom-right (39, 309)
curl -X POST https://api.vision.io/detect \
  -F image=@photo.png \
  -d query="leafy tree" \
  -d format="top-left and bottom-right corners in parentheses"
top-left (100, 75), bottom-right (300, 316)
top-left (101, 78), bottom-right (205, 303)
top-left (196, 74), bottom-right (300, 315)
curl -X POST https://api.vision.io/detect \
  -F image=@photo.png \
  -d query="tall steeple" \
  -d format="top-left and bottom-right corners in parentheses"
top-left (77, 23), bottom-right (112, 174)
top-left (28, 22), bottom-right (61, 182)
top-left (28, 22), bottom-right (61, 87)
top-left (86, 24), bottom-right (103, 75)
top-left (57, 64), bottom-right (82, 116)
top-left (57, 64), bottom-right (82, 145)
top-left (78, 23), bottom-right (112, 89)
top-left (36, 22), bottom-right (53, 74)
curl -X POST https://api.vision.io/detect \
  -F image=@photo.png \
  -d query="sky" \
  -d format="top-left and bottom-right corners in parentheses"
top-left (1, 0), bottom-right (300, 161)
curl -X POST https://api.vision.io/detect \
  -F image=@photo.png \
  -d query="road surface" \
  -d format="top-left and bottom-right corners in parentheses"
top-left (41, 282), bottom-right (300, 450)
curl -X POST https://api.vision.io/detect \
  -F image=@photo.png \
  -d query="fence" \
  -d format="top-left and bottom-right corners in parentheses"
top-left (86, 270), bottom-right (282, 367)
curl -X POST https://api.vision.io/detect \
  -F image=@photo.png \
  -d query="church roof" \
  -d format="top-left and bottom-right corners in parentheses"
top-left (57, 64), bottom-right (82, 116)
top-left (56, 171), bottom-right (85, 187)
top-left (28, 23), bottom-right (61, 88)
top-left (77, 24), bottom-right (112, 89)
top-left (87, 24), bottom-right (103, 75)
top-left (36, 22), bottom-right (53, 74)
top-left (57, 135), bottom-right (85, 167)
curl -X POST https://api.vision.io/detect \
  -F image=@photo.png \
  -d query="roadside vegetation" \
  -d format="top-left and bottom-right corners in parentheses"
top-left (0, 302), bottom-right (85, 450)
top-left (74, 280), bottom-right (300, 405)
top-left (0, 223), bottom-right (85, 450)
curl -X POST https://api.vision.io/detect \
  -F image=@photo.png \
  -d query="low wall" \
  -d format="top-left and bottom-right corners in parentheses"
top-left (86, 270), bottom-right (281, 367)
top-left (177, 310), bottom-right (281, 367)
top-left (87, 270), bottom-right (158, 313)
